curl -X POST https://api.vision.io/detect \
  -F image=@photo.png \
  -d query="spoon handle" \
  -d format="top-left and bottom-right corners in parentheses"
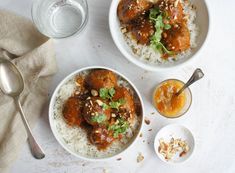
top-left (15, 98), bottom-right (45, 159)
top-left (176, 68), bottom-right (204, 96)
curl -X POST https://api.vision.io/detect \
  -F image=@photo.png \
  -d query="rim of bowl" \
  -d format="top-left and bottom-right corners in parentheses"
top-left (49, 66), bottom-right (145, 161)
top-left (109, 0), bottom-right (211, 72)
top-left (153, 123), bottom-right (195, 164)
top-left (31, 0), bottom-right (89, 39)
top-left (152, 79), bottom-right (192, 119)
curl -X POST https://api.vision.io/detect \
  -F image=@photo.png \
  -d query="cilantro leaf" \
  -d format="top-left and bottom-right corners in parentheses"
top-left (109, 98), bottom-right (126, 110)
top-left (108, 88), bottom-right (115, 97)
top-left (99, 88), bottom-right (109, 99)
top-left (91, 113), bottom-right (106, 123)
top-left (102, 103), bottom-right (109, 110)
top-left (164, 24), bottom-right (171, 30)
top-left (118, 98), bottom-right (126, 105)
top-left (149, 7), bottom-right (160, 21)
top-left (99, 87), bottom-right (116, 100)
top-left (109, 101), bottom-right (121, 110)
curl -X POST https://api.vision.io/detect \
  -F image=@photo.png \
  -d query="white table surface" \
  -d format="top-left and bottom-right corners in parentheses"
top-left (1, 0), bottom-right (235, 172)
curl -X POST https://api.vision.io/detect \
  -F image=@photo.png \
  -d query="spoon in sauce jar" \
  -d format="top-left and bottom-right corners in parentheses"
top-left (0, 58), bottom-right (45, 159)
top-left (175, 68), bottom-right (204, 97)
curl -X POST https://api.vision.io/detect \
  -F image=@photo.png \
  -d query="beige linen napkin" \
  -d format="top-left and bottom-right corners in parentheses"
top-left (0, 10), bottom-right (57, 172)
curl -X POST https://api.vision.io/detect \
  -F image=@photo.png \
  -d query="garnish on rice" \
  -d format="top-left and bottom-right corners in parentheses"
top-left (149, 7), bottom-right (174, 56)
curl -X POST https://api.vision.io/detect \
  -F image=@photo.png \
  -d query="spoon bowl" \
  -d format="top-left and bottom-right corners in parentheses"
top-left (0, 59), bottom-right (24, 96)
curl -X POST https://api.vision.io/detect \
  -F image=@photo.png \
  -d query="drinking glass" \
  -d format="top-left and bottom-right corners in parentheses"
top-left (32, 0), bottom-right (88, 38)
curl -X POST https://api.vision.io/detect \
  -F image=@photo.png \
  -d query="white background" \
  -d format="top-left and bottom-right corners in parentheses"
top-left (1, 0), bottom-right (235, 172)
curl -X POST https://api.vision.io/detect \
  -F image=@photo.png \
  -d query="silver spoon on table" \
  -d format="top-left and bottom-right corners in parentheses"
top-left (175, 68), bottom-right (204, 96)
top-left (0, 58), bottom-right (45, 159)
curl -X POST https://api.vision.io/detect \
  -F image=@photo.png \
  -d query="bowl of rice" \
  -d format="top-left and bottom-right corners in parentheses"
top-left (109, 0), bottom-right (210, 71)
top-left (49, 66), bottom-right (144, 160)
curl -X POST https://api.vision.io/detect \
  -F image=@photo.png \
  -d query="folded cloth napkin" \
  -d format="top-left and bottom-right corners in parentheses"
top-left (0, 10), bottom-right (57, 172)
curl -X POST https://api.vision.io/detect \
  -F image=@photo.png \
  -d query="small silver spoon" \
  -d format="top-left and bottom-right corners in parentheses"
top-left (0, 58), bottom-right (45, 159)
top-left (175, 68), bottom-right (204, 96)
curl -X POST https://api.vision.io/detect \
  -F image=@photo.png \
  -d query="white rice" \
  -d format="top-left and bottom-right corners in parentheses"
top-left (122, 0), bottom-right (199, 65)
top-left (52, 71), bottom-right (142, 158)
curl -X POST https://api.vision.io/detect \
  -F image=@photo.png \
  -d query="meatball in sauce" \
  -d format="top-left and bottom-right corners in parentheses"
top-left (113, 87), bottom-right (135, 122)
top-left (83, 97), bottom-right (111, 126)
top-left (86, 70), bottom-right (117, 91)
top-left (63, 97), bottom-right (84, 126)
top-left (89, 126), bottom-right (115, 150)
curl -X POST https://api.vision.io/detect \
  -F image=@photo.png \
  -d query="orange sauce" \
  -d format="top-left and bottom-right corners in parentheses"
top-left (153, 80), bottom-right (186, 118)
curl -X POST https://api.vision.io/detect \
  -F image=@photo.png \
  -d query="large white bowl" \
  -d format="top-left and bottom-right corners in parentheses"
top-left (109, 0), bottom-right (210, 71)
top-left (49, 66), bottom-right (144, 161)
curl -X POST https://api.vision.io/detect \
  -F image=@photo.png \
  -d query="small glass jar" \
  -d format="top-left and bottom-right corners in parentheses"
top-left (31, 0), bottom-right (88, 38)
top-left (153, 79), bottom-right (192, 118)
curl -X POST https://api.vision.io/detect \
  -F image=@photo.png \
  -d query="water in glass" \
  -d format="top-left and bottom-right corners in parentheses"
top-left (32, 0), bottom-right (88, 38)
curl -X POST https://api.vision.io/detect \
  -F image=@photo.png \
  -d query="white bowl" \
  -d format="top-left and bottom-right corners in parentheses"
top-left (49, 66), bottom-right (144, 161)
top-left (109, 0), bottom-right (210, 71)
top-left (154, 124), bottom-right (195, 164)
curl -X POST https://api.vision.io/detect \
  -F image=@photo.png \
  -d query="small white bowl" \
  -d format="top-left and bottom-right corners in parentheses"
top-left (109, 0), bottom-right (210, 71)
top-left (154, 124), bottom-right (195, 164)
top-left (49, 66), bottom-right (144, 161)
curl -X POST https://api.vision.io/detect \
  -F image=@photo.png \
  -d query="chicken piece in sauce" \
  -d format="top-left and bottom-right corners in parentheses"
top-left (89, 126), bottom-right (115, 150)
top-left (63, 97), bottom-right (84, 126)
top-left (83, 97), bottom-right (111, 126)
top-left (157, 0), bottom-right (190, 53)
top-left (128, 16), bottom-right (155, 45)
top-left (163, 22), bottom-right (190, 53)
top-left (117, 0), bottom-right (153, 24)
top-left (86, 70), bottom-right (117, 91)
top-left (112, 87), bottom-right (135, 122)
top-left (157, 0), bottom-right (184, 25)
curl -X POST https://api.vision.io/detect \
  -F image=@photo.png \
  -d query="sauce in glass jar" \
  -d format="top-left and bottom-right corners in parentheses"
top-left (153, 79), bottom-right (190, 118)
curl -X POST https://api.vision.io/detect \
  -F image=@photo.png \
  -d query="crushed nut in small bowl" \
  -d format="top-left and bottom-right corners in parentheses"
top-left (158, 137), bottom-right (190, 161)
